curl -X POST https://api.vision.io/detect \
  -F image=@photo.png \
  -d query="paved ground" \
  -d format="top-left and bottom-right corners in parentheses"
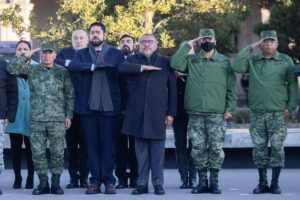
top-left (0, 169), bottom-right (299, 200)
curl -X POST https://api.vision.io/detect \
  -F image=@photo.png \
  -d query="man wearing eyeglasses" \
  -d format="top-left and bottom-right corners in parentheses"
top-left (119, 34), bottom-right (177, 195)
top-left (233, 30), bottom-right (297, 194)
top-left (171, 28), bottom-right (236, 194)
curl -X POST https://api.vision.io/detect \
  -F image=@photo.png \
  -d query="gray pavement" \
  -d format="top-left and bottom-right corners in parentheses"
top-left (0, 169), bottom-right (300, 200)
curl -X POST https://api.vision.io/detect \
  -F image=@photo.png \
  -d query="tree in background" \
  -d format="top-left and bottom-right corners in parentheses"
top-left (255, 0), bottom-right (300, 63)
top-left (0, 0), bottom-right (249, 55)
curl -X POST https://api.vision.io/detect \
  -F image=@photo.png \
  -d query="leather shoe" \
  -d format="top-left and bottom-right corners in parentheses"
top-left (66, 181), bottom-right (79, 189)
top-left (13, 177), bottom-right (22, 189)
top-left (104, 184), bottom-right (116, 194)
top-left (116, 182), bottom-right (128, 189)
top-left (132, 185), bottom-right (149, 195)
top-left (32, 184), bottom-right (50, 195)
top-left (85, 184), bottom-right (101, 194)
top-left (154, 185), bottom-right (165, 195)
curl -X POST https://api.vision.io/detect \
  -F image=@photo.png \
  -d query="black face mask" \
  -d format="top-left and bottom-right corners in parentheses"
top-left (200, 41), bottom-right (215, 52)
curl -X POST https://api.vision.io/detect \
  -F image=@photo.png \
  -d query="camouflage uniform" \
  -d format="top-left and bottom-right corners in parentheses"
top-left (232, 31), bottom-right (297, 168)
top-left (171, 28), bottom-right (236, 194)
top-left (188, 114), bottom-right (225, 170)
top-left (6, 55), bottom-right (74, 175)
top-left (0, 120), bottom-right (4, 172)
top-left (171, 29), bottom-right (236, 171)
top-left (250, 112), bottom-right (287, 167)
top-left (233, 30), bottom-right (297, 194)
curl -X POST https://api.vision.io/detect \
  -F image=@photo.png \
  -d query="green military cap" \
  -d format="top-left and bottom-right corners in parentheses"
top-left (199, 28), bottom-right (215, 38)
top-left (41, 42), bottom-right (56, 52)
top-left (260, 30), bottom-right (278, 41)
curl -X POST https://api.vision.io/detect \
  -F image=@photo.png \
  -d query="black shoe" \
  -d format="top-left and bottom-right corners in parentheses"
top-left (0, 188), bottom-right (2, 195)
top-left (191, 184), bottom-right (209, 194)
top-left (270, 183), bottom-right (281, 194)
top-left (32, 184), bottom-right (50, 195)
top-left (104, 184), bottom-right (116, 194)
top-left (66, 181), bottom-right (79, 189)
top-left (13, 177), bottom-right (22, 189)
top-left (85, 184), bottom-right (101, 194)
top-left (51, 186), bottom-right (64, 195)
top-left (80, 179), bottom-right (89, 188)
top-left (253, 168), bottom-right (270, 194)
top-left (116, 182), bottom-right (128, 189)
top-left (154, 185), bottom-right (165, 195)
top-left (270, 167), bottom-right (281, 194)
top-left (25, 176), bottom-right (34, 189)
top-left (131, 185), bottom-right (148, 195)
top-left (209, 169), bottom-right (221, 194)
top-left (180, 182), bottom-right (189, 189)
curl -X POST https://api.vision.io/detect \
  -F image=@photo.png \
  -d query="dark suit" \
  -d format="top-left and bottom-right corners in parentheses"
top-left (69, 46), bottom-right (124, 186)
top-left (119, 52), bottom-right (177, 187)
top-left (56, 47), bottom-right (88, 185)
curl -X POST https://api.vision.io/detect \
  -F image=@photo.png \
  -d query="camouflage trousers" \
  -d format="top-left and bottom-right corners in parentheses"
top-left (250, 111), bottom-right (287, 168)
top-left (0, 119), bottom-right (4, 172)
top-left (187, 114), bottom-right (225, 170)
top-left (29, 121), bottom-right (65, 175)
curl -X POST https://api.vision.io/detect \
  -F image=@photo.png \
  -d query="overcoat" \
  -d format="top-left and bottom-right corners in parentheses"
top-left (119, 52), bottom-right (177, 140)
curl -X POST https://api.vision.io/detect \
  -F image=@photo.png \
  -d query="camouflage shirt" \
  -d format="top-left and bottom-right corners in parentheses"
top-left (6, 56), bottom-right (74, 122)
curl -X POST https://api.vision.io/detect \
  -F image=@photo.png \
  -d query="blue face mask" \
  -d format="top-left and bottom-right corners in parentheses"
top-left (200, 41), bottom-right (215, 52)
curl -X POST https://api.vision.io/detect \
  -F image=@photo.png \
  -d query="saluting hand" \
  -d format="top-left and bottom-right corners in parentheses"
top-left (24, 48), bottom-right (41, 59)
top-left (187, 37), bottom-right (200, 49)
top-left (250, 40), bottom-right (263, 50)
top-left (141, 65), bottom-right (161, 71)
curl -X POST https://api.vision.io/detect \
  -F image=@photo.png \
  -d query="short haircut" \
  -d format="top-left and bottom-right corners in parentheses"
top-left (119, 34), bottom-right (135, 42)
top-left (16, 40), bottom-right (32, 50)
top-left (139, 33), bottom-right (158, 43)
top-left (88, 22), bottom-right (106, 33)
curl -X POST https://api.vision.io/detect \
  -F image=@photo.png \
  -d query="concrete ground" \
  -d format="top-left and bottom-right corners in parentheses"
top-left (0, 169), bottom-right (299, 200)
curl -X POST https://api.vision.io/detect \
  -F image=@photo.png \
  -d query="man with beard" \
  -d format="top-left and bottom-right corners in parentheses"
top-left (115, 34), bottom-right (138, 189)
top-left (171, 28), bottom-right (236, 194)
top-left (55, 29), bottom-right (89, 189)
top-left (119, 34), bottom-right (177, 195)
top-left (68, 22), bottom-right (124, 195)
top-left (233, 30), bottom-right (297, 194)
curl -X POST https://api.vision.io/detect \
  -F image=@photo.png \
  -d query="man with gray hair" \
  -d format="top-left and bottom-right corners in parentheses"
top-left (119, 34), bottom-right (177, 195)
top-left (55, 28), bottom-right (89, 189)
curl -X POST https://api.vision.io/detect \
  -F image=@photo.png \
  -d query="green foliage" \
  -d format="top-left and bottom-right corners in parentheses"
top-left (0, 4), bottom-right (27, 38)
top-left (254, 1), bottom-right (300, 63)
top-left (0, 0), bottom-right (249, 55)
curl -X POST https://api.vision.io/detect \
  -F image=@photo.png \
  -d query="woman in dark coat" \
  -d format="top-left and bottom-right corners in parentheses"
top-left (5, 41), bottom-right (35, 189)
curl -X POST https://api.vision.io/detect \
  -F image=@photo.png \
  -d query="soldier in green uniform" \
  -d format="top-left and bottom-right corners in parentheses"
top-left (171, 28), bottom-right (236, 194)
top-left (232, 30), bottom-right (298, 194)
top-left (6, 42), bottom-right (74, 195)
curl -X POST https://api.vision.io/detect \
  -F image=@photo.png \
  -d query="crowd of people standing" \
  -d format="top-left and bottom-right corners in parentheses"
top-left (0, 21), bottom-right (298, 196)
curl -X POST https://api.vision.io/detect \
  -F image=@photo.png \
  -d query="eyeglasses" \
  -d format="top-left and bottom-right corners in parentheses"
top-left (140, 40), bottom-right (155, 45)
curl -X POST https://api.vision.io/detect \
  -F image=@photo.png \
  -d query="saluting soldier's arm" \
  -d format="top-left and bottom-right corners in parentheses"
top-left (6, 55), bottom-right (31, 76)
top-left (286, 58), bottom-right (298, 112)
top-left (170, 43), bottom-right (191, 73)
top-left (232, 45), bottom-right (254, 74)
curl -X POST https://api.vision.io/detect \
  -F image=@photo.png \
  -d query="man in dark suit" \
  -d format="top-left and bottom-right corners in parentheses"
top-left (119, 34), bottom-right (177, 195)
top-left (55, 29), bottom-right (89, 189)
top-left (68, 22), bottom-right (124, 195)
top-left (115, 34), bottom-right (138, 189)
top-left (0, 59), bottom-right (18, 195)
